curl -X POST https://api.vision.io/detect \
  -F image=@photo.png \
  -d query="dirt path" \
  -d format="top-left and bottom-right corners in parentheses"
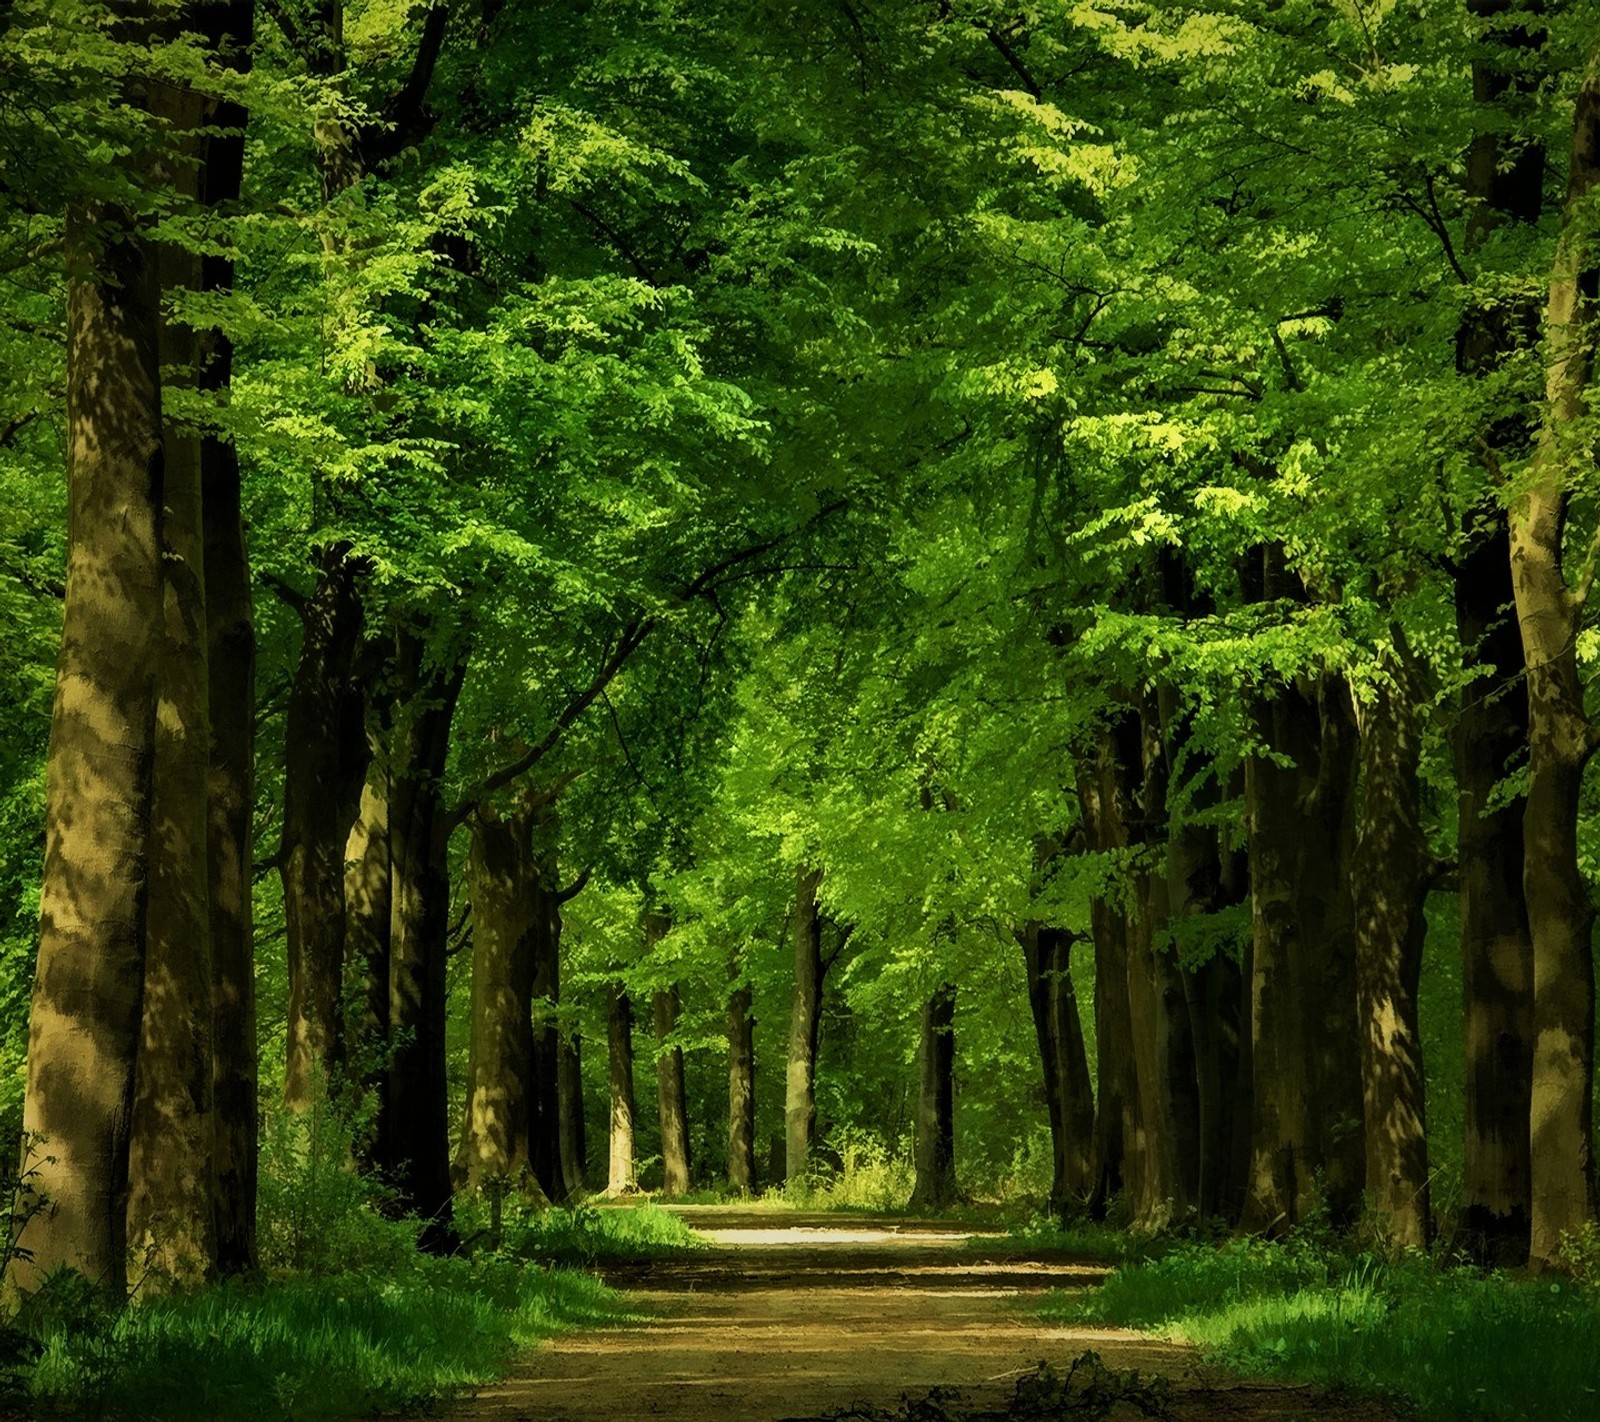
top-left (437, 1209), bottom-right (1398, 1422)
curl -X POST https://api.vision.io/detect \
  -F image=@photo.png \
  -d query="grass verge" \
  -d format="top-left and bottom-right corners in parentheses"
top-left (1043, 1237), bottom-right (1600, 1422)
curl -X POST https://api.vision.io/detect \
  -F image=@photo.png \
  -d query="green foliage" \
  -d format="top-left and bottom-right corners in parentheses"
top-left (485, 1202), bottom-right (704, 1266)
top-left (1048, 1237), bottom-right (1600, 1422)
top-left (19, 1260), bottom-right (620, 1421)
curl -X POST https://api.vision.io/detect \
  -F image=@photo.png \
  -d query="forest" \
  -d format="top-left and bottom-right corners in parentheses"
top-left (5, 0), bottom-right (1600, 1418)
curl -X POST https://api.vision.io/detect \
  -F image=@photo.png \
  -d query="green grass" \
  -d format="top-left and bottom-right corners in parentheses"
top-left (1043, 1238), bottom-right (1600, 1422)
top-left (13, 1254), bottom-right (625, 1422)
top-left (500, 1202), bottom-right (706, 1264)
top-left (984, 1214), bottom-right (1171, 1263)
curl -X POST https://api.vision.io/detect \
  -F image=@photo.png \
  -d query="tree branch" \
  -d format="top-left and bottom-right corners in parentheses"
top-left (557, 866), bottom-right (593, 904)
top-left (570, 199), bottom-right (661, 286)
top-left (259, 569), bottom-right (310, 616)
top-left (363, 2), bottom-right (452, 166)
top-left (986, 25), bottom-right (1041, 99)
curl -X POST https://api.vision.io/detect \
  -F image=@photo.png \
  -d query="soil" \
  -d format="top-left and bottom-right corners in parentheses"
top-left (434, 1209), bottom-right (1403, 1422)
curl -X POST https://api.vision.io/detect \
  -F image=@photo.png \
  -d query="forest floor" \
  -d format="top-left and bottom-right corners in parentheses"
top-left (431, 1207), bottom-right (1403, 1422)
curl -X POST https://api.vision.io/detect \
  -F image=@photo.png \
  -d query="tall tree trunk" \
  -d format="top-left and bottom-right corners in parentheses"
top-left (654, 982), bottom-right (691, 1198)
top-left (454, 803), bottom-right (546, 1202)
top-left (1352, 659), bottom-right (1432, 1250)
top-left (1078, 729), bottom-right (1141, 1220)
top-left (1124, 702), bottom-right (1200, 1232)
top-left (530, 864), bottom-right (564, 1202)
top-left (559, 1029), bottom-right (587, 1199)
top-left (1020, 922), bottom-right (1094, 1216)
top-left (200, 6), bottom-right (258, 1264)
top-left (606, 985), bottom-right (637, 1195)
top-left (1454, 0), bottom-right (1545, 1269)
top-left (16, 198), bottom-right (165, 1294)
top-left (279, 548), bottom-right (369, 1109)
top-left (377, 634), bottom-right (465, 1245)
top-left (1511, 59), bottom-right (1600, 1266)
top-left (786, 865), bottom-right (825, 1183)
top-left (126, 78), bottom-right (217, 1289)
top-left (344, 746), bottom-right (392, 1101)
top-left (909, 982), bottom-right (958, 1210)
top-left (1456, 524), bottom-right (1535, 1263)
top-left (1242, 677), bottom-right (1364, 1232)
top-left (728, 959), bottom-right (757, 1195)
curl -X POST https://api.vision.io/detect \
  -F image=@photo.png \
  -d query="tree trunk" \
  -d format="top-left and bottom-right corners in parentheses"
top-left (1124, 702), bottom-right (1200, 1232)
top-left (1242, 677), bottom-right (1364, 1232)
top-left (559, 1029), bottom-right (587, 1199)
top-left (1020, 922), bottom-right (1094, 1216)
top-left (378, 634), bottom-right (465, 1245)
top-left (126, 80), bottom-right (217, 1289)
top-left (606, 984), bottom-right (637, 1195)
top-left (910, 982), bottom-right (958, 1210)
top-left (786, 865), bottom-right (825, 1183)
top-left (530, 865), bottom-right (564, 1202)
top-left (14, 189), bottom-right (166, 1295)
top-left (454, 803), bottom-right (547, 1202)
top-left (1453, 0), bottom-right (1545, 1269)
top-left (1078, 734), bottom-right (1139, 1221)
top-left (654, 982), bottom-right (691, 1198)
top-left (728, 960), bottom-right (757, 1195)
top-left (1352, 660), bottom-right (1432, 1250)
top-left (279, 548), bottom-right (369, 1109)
top-left (344, 748), bottom-right (392, 1095)
top-left (200, 16), bottom-right (258, 1261)
top-left (1511, 59), bottom-right (1600, 1266)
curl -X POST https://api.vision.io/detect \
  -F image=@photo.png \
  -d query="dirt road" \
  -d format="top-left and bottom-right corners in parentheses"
top-left (437, 1209), bottom-right (1396, 1422)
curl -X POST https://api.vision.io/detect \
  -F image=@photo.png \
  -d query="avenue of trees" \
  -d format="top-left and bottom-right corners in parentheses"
top-left (7, 0), bottom-right (1600, 1299)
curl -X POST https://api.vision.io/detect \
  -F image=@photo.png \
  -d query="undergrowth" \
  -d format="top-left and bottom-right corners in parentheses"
top-left (1043, 1228), bottom-right (1600, 1422)
top-left (0, 1098), bottom-right (684, 1421)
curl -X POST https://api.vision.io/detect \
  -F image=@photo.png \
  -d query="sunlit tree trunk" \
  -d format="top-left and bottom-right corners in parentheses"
top-left (654, 978), bottom-right (691, 1198)
top-left (910, 982), bottom-right (958, 1210)
top-left (606, 984), bottom-right (637, 1195)
top-left (1352, 657), bottom-right (1432, 1250)
top-left (728, 958), bottom-right (757, 1194)
top-left (1510, 57), bottom-right (1600, 1266)
top-left (15, 189), bottom-right (166, 1295)
top-left (344, 745), bottom-right (392, 1104)
top-left (786, 864), bottom-right (825, 1183)
top-left (454, 803), bottom-right (547, 1202)
top-left (125, 73), bottom-right (218, 1290)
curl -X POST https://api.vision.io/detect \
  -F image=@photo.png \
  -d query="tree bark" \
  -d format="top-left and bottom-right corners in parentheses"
top-left (654, 981), bottom-right (691, 1198)
top-left (530, 863), bottom-right (564, 1202)
top-left (786, 865), bottom-right (825, 1184)
top-left (15, 190), bottom-right (166, 1295)
top-left (1124, 701), bottom-right (1200, 1232)
top-left (279, 548), bottom-right (369, 1109)
top-left (606, 984), bottom-right (637, 1195)
top-left (1242, 677), bottom-right (1364, 1232)
top-left (454, 803), bottom-right (547, 1202)
top-left (127, 77), bottom-right (217, 1290)
top-left (343, 746), bottom-right (392, 1097)
top-left (1078, 741), bottom-right (1139, 1221)
top-left (1453, 0), bottom-right (1545, 1269)
top-left (377, 633), bottom-right (465, 1245)
top-left (559, 1029), bottom-right (587, 1199)
top-left (1020, 922), bottom-right (1094, 1216)
top-left (1352, 658), bottom-right (1432, 1250)
top-left (1510, 57), bottom-right (1600, 1266)
top-left (200, 6), bottom-right (258, 1264)
top-left (728, 959), bottom-right (757, 1195)
top-left (909, 982), bottom-right (958, 1210)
